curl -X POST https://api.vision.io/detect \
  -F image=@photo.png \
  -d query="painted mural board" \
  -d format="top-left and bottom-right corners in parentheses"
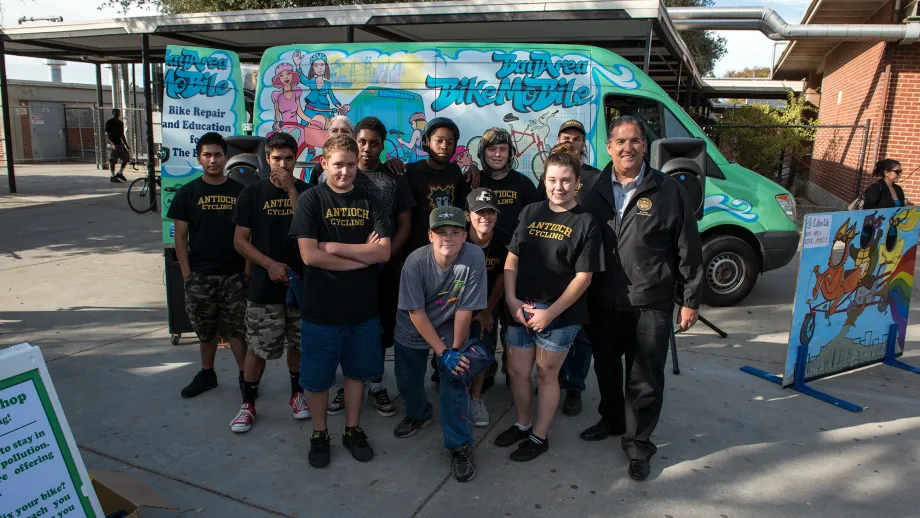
top-left (160, 45), bottom-right (245, 244)
top-left (783, 208), bottom-right (920, 387)
top-left (0, 343), bottom-right (104, 518)
top-left (252, 44), bottom-right (651, 184)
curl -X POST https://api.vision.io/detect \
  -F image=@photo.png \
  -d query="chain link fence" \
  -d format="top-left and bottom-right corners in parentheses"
top-left (703, 122), bottom-right (870, 221)
top-left (94, 107), bottom-right (162, 169)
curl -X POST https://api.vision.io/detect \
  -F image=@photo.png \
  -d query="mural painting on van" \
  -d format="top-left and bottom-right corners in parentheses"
top-left (254, 46), bottom-right (641, 183)
top-left (703, 193), bottom-right (760, 223)
top-left (161, 45), bottom-right (245, 243)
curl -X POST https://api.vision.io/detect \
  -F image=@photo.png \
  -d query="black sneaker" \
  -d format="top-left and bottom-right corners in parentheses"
top-left (308, 430), bottom-right (331, 468)
top-left (343, 427), bottom-right (374, 462)
top-left (451, 444), bottom-right (476, 482)
top-left (368, 387), bottom-right (396, 417)
top-left (394, 416), bottom-right (432, 438)
top-left (562, 389), bottom-right (582, 416)
top-left (494, 424), bottom-right (531, 447)
top-left (181, 369), bottom-right (217, 398)
top-left (327, 387), bottom-right (345, 415)
top-left (109, 176), bottom-right (120, 183)
top-left (115, 173), bottom-right (128, 182)
top-left (510, 434), bottom-right (549, 462)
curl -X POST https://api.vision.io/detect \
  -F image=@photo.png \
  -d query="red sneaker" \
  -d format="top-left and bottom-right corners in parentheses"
top-left (290, 392), bottom-right (311, 420)
top-left (230, 403), bottom-right (256, 433)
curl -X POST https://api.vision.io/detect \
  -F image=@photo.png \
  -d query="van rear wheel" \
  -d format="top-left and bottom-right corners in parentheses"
top-left (702, 235), bottom-right (758, 307)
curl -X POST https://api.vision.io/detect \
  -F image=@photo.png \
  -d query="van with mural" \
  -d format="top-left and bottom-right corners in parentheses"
top-left (160, 42), bottom-right (797, 307)
top-left (244, 43), bottom-right (797, 306)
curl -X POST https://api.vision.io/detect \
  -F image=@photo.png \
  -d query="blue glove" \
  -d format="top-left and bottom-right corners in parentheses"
top-left (438, 348), bottom-right (462, 372)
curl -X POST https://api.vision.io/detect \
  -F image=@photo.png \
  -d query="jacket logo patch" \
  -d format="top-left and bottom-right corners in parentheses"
top-left (636, 197), bottom-right (652, 214)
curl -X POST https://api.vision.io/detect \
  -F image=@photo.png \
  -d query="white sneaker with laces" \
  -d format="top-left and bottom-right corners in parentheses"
top-left (471, 398), bottom-right (489, 427)
top-left (289, 392), bottom-right (311, 420)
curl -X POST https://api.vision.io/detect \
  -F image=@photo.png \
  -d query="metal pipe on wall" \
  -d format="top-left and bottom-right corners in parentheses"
top-left (668, 7), bottom-right (920, 42)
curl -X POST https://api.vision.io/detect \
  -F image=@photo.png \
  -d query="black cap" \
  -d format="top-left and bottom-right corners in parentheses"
top-left (467, 188), bottom-right (500, 214)
top-left (558, 119), bottom-right (586, 135)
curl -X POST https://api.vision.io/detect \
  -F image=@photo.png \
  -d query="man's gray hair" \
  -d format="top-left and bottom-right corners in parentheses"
top-left (606, 115), bottom-right (647, 143)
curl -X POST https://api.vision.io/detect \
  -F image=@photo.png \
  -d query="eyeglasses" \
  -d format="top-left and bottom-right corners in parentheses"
top-left (889, 169), bottom-right (903, 175)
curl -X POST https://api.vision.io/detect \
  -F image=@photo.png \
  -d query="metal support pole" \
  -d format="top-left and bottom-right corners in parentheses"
top-left (854, 119), bottom-right (871, 199)
top-left (95, 64), bottom-right (104, 170)
top-left (345, 26), bottom-right (355, 43)
top-left (142, 34), bottom-right (156, 210)
top-left (687, 81), bottom-right (694, 112)
top-left (132, 63), bottom-right (139, 163)
top-left (0, 39), bottom-right (17, 193)
top-left (642, 22), bottom-right (653, 74)
top-left (674, 61), bottom-right (683, 102)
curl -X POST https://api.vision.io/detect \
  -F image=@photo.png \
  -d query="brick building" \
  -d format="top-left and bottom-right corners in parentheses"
top-left (774, 0), bottom-right (920, 207)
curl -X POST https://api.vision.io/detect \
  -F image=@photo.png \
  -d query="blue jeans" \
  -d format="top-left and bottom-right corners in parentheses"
top-left (559, 329), bottom-right (592, 392)
top-left (394, 343), bottom-right (473, 451)
top-left (470, 320), bottom-right (497, 356)
top-left (299, 318), bottom-right (383, 392)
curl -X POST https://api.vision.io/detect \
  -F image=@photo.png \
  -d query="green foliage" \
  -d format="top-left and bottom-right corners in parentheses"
top-left (712, 93), bottom-right (816, 178)
top-left (723, 66), bottom-right (770, 79)
top-left (663, 0), bottom-right (727, 77)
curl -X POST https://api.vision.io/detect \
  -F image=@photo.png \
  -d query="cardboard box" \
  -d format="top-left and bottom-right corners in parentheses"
top-left (91, 471), bottom-right (178, 518)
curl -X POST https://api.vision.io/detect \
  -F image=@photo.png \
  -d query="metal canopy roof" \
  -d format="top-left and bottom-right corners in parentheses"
top-left (0, 0), bottom-right (707, 101)
top-left (773, 0), bottom-right (894, 79)
top-left (702, 78), bottom-right (804, 100)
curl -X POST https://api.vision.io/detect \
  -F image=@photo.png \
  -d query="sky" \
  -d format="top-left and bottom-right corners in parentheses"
top-left (0, 0), bottom-right (812, 84)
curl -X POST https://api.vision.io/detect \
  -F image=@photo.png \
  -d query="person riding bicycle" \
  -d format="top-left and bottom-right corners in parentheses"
top-left (396, 112), bottom-right (428, 163)
top-left (292, 51), bottom-right (351, 130)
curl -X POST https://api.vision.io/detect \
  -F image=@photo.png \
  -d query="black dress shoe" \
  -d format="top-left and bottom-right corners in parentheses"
top-left (579, 420), bottom-right (622, 441)
top-left (628, 459), bottom-right (650, 481)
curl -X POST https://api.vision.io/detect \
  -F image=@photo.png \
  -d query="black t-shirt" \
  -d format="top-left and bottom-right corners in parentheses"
top-left (232, 178), bottom-right (310, 304)
top-left (538, 163), bottom-right (602, 202)
top-left (508, 201), bottom-right (603, 326)
top-left (354, 164), bottom-right (417, 273)
top-left (167, 177), bottom-right (245, 275)
top-left (288, 182), bottom-right (391, 324)
top-left (405, 160), bottom-right (469, 254)
top-left (479, 170), bottom-right (541, 236)
top-left (105, 118), bottom-right (125, 145)
top-left (467, 227), bottom-right (510, 297)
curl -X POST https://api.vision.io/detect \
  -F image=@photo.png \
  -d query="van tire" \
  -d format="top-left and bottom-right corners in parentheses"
top-left (701, 235), bottom-right (758, 307)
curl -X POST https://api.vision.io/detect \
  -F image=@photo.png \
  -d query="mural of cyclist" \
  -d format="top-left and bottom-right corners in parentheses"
top-left (396, 112), bottom-right (429, 162)
top-left (292, 51), bottom-right (351, 130)
top-left (270, 63), bottom-right (309, 131)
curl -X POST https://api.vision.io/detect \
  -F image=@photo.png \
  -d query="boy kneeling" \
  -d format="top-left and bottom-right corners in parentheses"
top-left (393, 206), bottom-right (488, 482)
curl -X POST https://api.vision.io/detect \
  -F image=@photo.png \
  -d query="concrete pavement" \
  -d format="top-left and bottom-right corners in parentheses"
top-left (3, 164), bottom-right (920, 517)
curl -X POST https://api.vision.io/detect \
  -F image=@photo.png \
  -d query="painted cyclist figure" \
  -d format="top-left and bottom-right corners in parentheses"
top-left (292, 51), bottom-right (352, 129)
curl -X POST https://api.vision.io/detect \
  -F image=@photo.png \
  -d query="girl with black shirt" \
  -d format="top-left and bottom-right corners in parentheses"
top-left (494, 152), bottom-right (603, 462)
top-left (863, 158), bottom-right (907, 209)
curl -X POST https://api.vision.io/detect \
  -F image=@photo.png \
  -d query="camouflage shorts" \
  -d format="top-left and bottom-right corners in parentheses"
top-left (184, 272), bottom-right (247, 343)
top-left (245, 303), bottom-right (301, 360)
top-left (109, 144), bottom-right (130, 163)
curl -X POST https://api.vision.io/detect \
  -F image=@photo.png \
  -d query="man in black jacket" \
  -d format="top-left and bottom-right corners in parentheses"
top-left (577, 115), bottom-right (703, 481)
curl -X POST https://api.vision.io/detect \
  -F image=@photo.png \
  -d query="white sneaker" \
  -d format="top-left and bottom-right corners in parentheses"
top-left (289, 392), bottom-right (311, 420)
top-left (471, 398), bottom-right (489, 427)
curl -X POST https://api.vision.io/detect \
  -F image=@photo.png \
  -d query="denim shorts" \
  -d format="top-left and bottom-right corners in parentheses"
top-left (505, 323), bottom-right (580, 353)
top-left (299, 317), bottom-right (383, 392)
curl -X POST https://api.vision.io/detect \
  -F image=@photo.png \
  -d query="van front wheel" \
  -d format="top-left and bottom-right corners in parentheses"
top-left (701, 235), bottom-right (758, 307)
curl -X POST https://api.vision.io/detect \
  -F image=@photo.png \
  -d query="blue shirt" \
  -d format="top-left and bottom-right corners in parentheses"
top-left (611, 162), bottom-right (646, 220)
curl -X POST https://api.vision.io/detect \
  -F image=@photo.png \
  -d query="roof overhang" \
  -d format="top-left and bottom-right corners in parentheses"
top-left (773, 0), bottom-right (894, 80)
top-left (0, 0), bottom-right (707, 101)
top-left (702, 78), bottom-right (804, 99)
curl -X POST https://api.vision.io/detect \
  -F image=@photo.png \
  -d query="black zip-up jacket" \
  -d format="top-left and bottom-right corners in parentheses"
top-left (578, 161), bottom-right (703, 310)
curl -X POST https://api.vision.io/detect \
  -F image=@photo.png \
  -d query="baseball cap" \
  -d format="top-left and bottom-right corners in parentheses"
top-left (467, 188), bottom-right (501, 214)
top-left (558, 120), bottom-right (586, 135)
top-left (429, 206), bottom-right (467, 230)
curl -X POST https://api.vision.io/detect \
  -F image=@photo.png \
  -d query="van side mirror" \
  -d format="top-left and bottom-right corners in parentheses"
top-left (650, 138), bottom-right (707, 220)
top-left (225, 136), bottom-right (269, 187)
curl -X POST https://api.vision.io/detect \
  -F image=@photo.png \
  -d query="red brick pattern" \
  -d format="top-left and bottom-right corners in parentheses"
top-left (809, 1), bottom-right (920, 204)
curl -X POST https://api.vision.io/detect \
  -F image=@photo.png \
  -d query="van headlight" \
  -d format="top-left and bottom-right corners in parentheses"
top-left (775, 194), bottom-right (796, 223)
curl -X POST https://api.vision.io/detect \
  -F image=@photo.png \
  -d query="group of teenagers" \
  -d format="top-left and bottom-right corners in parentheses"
top-left (167, 112), bottom-right (703, 484)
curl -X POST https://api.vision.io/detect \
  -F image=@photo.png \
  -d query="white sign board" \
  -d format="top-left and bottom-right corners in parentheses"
top-left (803, 214), bottom-right (833, 249)
top-left (0, 344), bottom-right (103, 518)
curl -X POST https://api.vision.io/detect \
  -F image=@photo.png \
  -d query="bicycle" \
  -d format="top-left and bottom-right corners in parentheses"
top-left (127, 147), bottom-right (168, 214)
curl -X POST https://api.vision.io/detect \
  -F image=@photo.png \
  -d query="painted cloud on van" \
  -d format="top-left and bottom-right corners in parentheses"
top-left (255, 45), bottom-right (641, 183)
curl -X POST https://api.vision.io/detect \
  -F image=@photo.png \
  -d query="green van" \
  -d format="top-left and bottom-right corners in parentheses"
top-left (251, 43), bottom-right (798, 306)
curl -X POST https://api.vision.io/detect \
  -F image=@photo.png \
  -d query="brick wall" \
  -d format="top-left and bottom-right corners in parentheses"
top-left (809, 1), bottom-right (920, 206)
